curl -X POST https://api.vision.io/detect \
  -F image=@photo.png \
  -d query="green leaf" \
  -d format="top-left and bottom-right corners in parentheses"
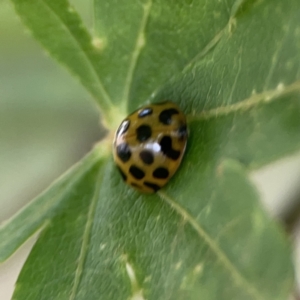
top-left (93, 0), bottom-right (238, 111)
top-left (11, 159), bottom-right (292, 300)
top-left (4, 0), bottom-right (300, 299)
top-left (0, 145), bottom-right (108, 262)
top-left (9, 0), bottom-right (118, 123)
top-left (13, 158), bottom-right (106, 300)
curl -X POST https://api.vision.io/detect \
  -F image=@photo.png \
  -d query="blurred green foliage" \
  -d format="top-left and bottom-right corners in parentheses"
top-left (0, 0), bottom-right (102, 220)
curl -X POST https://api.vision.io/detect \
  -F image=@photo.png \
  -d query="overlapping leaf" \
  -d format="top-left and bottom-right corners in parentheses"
top-left (0, 147), bottom-right (105, 262)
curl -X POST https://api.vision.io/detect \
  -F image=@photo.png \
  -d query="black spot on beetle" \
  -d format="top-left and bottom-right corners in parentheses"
top-left (139, 150), bottom-right (154, 165)
top-left (159, 136), bottom-right (181, 160)
top-left (168, 149), bottom-right (180, 160)
top-left (153, 167), bottom-right (169, 179)
top-left (116, 119), bottom-right (130, 136)
top-left (138, 108), bottom-right (153, 118)
top-left (159, 136), bottom-right (171, 152)
top-left (117, 166), bottom-right (127, 181)
top-left (116, 143), bottom-right (131, 162)
top-left (144, 181), bottom-right (161, 191)
top-left (136, 125), bottom-right (152, 142)
top-left (131, 182), bottom-right (143, 189)
top-left (129, 165), bottom-right (145, 180)
top-left (178, 124), bottom-right (188, 139)
top-left (159, 108), bottom-right (179, 125)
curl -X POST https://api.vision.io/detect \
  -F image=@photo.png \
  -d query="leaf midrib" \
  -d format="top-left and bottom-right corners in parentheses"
top-left (187, 80), bottom-right (300, 122)
top-left (69, 162), bottom-right (107, 300)
top-left (122, 0), bottom-right (153, 109)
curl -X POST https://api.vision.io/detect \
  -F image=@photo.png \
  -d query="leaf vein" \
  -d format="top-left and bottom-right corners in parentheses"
top-left (122, 0), bottom-right (153, 107)
top-left (263, 41), bottom-right (285, 91)
top-left (188, 80), bottom-right (300, 122)
top-left (0, 148), bottom-right (103, 262)
top-left (125, 260), bottom-right (146, 300)
top-left (228, 49), bottom-right (242, 103)
top-left (182, 26), bottom-right (226, 73)
top-left (158, 191), bottom-right (264, 300)
top-left (69, 166), bottom-right (104, 300)
top-left (40, 1), bottom-right (112, 108)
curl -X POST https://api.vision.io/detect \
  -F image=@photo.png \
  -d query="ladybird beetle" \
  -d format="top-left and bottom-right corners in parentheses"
top-left (113, 101), bottom-right (188, 193)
